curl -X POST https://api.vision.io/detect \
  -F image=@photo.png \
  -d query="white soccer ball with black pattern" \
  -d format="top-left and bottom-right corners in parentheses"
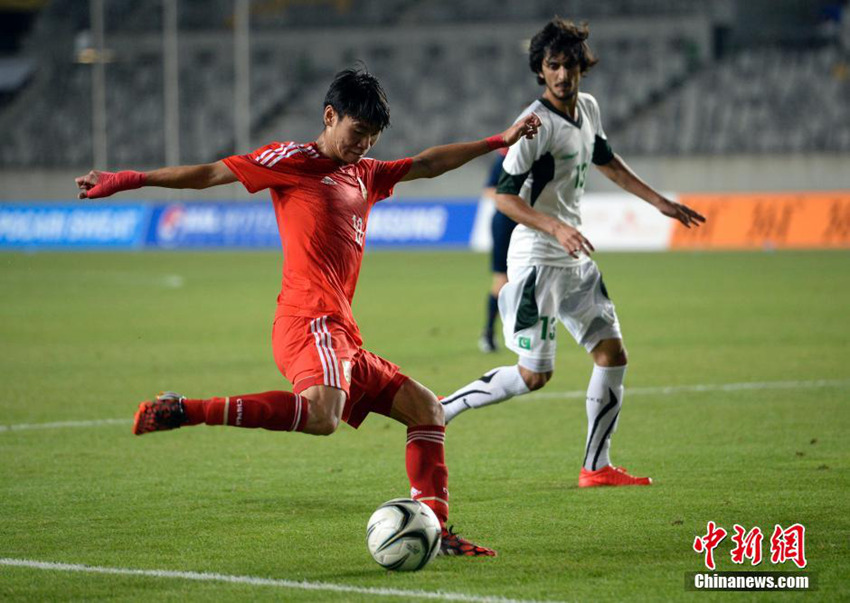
top-left (366, 498), bottom-right (442, 571)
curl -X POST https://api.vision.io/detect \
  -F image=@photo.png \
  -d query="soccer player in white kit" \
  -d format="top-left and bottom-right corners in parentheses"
top-left (441, 18), bottom-right (706, 487)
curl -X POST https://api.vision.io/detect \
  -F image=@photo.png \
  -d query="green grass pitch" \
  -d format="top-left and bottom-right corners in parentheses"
top-left (0, 250), bottom-right (848, 601)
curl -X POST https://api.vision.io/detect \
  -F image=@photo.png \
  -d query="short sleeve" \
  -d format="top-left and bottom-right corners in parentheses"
top-left (367, 157), bottom-right (413, 203)
top-left (501, 113), bottom-right (545, 177)
top-left (497, 112), bottom-right (547, 195)
top-left (222, 142), bottom-right (300, 194)
top-left (586, 96), bottom-right (615, 166)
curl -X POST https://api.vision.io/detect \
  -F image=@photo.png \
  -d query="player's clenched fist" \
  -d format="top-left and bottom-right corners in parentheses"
top-left (75, 169), bottom-right (146, 199)
top-left (500, 113), bottom-right (542, 146)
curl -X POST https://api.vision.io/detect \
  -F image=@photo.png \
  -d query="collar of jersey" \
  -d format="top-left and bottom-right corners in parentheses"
top-left (310, 141), bottom-right (364, 169)
top-left (539, 97), bottom-right (582, 129)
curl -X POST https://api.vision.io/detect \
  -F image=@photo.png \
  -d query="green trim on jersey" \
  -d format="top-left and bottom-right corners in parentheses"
top-left (514, 267), bottom-right (539, 332)
top-left (496, 154), bottom-right (556, 206)
top-left (592, 135), bottom-right (614, 165)
top-left (496, 169), bottom-right (528, 196)
top-left (529, 153), bottom-right (555, 207)
top-left (539, 97), bottom-right (583, 129)
top-left (599, 274), bottom-right (611, 300)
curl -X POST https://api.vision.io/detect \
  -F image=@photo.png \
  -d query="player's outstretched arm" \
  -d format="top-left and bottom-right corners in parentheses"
top-left (595, 155), bottom-right (706, 228)
top-left (75, 161), bottom-right (237, 199)
top-left (401, 113), bottom-right (541, 182)
top-left (495, 192), bottom-right (594, 259)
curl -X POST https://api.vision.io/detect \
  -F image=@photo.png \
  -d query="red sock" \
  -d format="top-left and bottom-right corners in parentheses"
top-left (406, 425), bottom-right (449, 527)
top-left (182, 391), bottom-right (309, 432)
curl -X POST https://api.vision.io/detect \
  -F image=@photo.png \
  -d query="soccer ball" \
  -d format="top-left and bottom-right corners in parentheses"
top-left (366, 498), bottom-right (442, 571)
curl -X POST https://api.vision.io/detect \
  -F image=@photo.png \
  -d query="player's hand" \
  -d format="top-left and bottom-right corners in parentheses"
top-left (500, 113), bottom-right (541, 146)
top-left (75, 170), bottom-right (146, 199)
top-left (553, 223), bottom-right (594, 259)
top-left (655, 197), bottom-right (706, 228)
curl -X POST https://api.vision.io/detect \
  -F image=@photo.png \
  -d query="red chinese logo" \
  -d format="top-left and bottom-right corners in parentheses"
top-left (770, 524), bottom-right (807, 569)
top-left (693, 521), bottom-right (727, 570)
top-left (730, 524), bottom-right (764, 566)
top-left (693, 522), bottom-right (808, 569)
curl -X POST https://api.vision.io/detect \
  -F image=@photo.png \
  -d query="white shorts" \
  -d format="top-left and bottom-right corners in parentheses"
top-left (500, 262), bottom-right (622, 363)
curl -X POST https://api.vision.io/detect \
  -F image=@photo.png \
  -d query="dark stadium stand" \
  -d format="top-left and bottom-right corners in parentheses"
top-left (0, 0), bottom-right (847, 167)
top-left (617, 46), bottom-right (850, 154)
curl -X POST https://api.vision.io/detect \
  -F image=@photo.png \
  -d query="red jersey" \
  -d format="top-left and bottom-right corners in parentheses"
top-left (223, 142), bottom-right (412, 343)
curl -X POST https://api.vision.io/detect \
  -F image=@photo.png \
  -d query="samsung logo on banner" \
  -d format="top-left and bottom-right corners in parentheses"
top-left (367, 206), bottom-right (449, 242)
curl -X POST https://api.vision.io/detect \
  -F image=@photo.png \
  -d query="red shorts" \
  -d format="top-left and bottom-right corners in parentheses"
top-left (272, 314), bottom-right (408, 429)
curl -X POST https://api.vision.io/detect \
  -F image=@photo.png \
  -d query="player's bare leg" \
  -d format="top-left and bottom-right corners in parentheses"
top-left (579, 338), bottom-right (651, 487)
top-left (390, 378), bottom-right (496, 557)
top-left (299, 385), bottom-right (346, 435)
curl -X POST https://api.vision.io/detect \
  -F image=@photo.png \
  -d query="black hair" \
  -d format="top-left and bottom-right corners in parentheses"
top-left (322, 65), bottom-right (390, 132)
top-left (529, 18), bottom-right (599, 85)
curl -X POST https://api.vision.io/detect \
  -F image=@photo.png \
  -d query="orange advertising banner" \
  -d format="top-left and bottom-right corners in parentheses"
top-left (671, 191), bottom-right (850, 250)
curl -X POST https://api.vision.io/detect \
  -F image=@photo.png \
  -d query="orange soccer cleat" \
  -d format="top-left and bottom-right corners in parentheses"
top-left (578, 465), bottom-right (652, 488)
top-left (439, 526), bottom-right (498, 557)
top-left (133, 391), bottom-right (188, 435)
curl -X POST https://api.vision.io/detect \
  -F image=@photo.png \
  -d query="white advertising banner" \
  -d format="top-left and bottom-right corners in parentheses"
top-left (579, 193), bottom-right (675, 251)
top-left (472, 193), bottom-right (675, 252)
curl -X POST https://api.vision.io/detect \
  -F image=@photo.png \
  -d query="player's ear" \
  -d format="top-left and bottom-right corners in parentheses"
top-left (323, 105), bottom-right (337, 129)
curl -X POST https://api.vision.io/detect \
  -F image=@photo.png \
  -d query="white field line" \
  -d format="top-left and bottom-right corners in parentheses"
top-left (0, 418), bottom-right (131, 432)
top-left (1, 379), bottom-right (847, 434)
top-left (524, 378), bottom-right (850, 401)
top-left (0, 558), bottom-right (553, 603)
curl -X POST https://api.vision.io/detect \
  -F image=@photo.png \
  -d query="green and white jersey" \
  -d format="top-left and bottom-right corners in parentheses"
top-left (497, 92), bottom-right (614, 268)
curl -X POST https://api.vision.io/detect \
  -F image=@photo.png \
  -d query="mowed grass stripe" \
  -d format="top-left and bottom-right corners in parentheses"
top-left (2, 378), bottom-right (847, 433)
top-left (0, 558), bottom-right (558, 603)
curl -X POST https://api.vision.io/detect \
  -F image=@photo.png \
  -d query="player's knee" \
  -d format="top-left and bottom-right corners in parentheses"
top-left (592, 339), bottom-right (628, 367)
top-left (392, 379), bottom-right (445, 427)
top-left (595, 353), bottom-right (628, 367)
top-left (305, 395), bottom-right (343, 436)
top-left (519, 367), bottom-right (553, 391)
top-left (613, 348), bottom-right (629, 366)
top-left (311, 412), bottom-right (340, 436)
top-left (527, 371), bottom-right (553, 391)
top-left (426, 396), bottom-right (445, 426)
top-left (410, 391), bottom-right (445, 426)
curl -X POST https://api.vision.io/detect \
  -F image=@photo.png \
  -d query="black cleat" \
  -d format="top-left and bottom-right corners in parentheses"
top-left (133, 391), bottom-right (188, 435)
top-left (439, 525), bottom-right (497, 557)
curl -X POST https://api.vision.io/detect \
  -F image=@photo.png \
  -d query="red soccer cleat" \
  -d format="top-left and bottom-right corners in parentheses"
top-left (439, 526), bottom-right (498, 557)
top-left (578, 465), bottom-right (652, 488)
top-left (133, 391), bottom-right (188, 435)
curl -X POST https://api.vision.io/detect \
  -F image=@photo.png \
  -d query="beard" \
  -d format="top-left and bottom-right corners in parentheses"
top-left (550, 83), bottom-right (577, 100)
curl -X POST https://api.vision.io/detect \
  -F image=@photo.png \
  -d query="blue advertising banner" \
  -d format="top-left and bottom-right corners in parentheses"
top-left (0, 204), bottom-right (147, 248)
top-left (0, 200), bottom-right (480, 250)
top-left (144, 199), bottom-right (479, 249)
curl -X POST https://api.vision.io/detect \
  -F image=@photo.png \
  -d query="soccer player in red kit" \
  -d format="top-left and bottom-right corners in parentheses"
top-left (75, 67), bottom-right (540, 557)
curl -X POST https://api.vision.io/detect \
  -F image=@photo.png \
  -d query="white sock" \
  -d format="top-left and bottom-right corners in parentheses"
top-left (441, 365), bottom-right (530, 424)
top-left (583, 364), bottom-right (627, 471)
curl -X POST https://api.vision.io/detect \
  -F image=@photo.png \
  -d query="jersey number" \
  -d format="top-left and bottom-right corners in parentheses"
top-left (574, 162), bottom-right (589, 189)
top-left (352, 215), bottom-right (365, 247)
top-left (540, 316), bottom-right (557, 341)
